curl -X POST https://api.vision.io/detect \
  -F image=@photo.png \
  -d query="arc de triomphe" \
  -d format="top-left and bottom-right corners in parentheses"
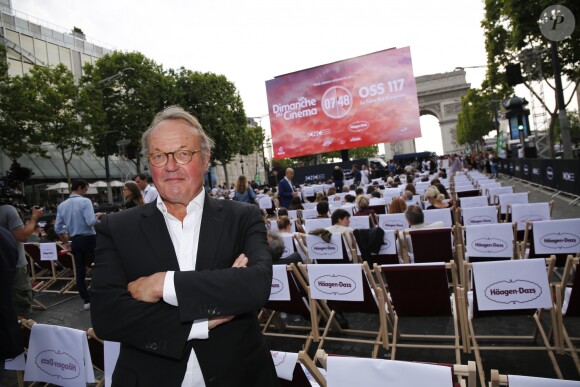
top-left (384, 69), bottom-right (470, 159)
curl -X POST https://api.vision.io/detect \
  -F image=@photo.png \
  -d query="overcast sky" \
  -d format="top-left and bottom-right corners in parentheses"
top-left (13, 0), bottom-right (491, 155)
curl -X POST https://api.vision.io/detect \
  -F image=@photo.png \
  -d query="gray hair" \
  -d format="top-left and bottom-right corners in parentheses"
top-left (267, 231), bottom-right (286, 261)
top-left (141, 105), bottom-right (215, 163)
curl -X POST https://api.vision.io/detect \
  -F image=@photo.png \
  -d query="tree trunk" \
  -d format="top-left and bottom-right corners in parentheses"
top-left (61, 149), bottom-right (72, 190)
top-left (222, 162), bottom-right (230, 188)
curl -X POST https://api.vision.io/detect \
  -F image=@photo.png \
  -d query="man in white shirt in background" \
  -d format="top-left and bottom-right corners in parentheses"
top-left (134, 173), bottom-right (158, 203)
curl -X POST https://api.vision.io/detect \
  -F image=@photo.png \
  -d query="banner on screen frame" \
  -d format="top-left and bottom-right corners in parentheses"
top-left (266, 47), bottom-right (421, 159)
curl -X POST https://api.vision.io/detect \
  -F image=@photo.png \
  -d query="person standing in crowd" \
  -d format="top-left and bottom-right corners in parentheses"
top-left (55, 180), bottom-right (104, 310)
top-left (449, 154), bottom-right (463, 176)
top-left (91, 106), bottom-right (278, 386)
top-left (0, 201), bottom-right (43, 318)
top-left (232, 175), bottom-right (257, 204)
top-left (134, 173), bottom-right (159, 204)
top-left (122, 181), bottom-right (145, 209)
top-left (351, 164), bottom-right (361, 186)
top-left (360, 164), bottom-right (370, 186)
top-left (278, 168), bottom-right (297, 209)
top-left (0, 226), bottom-right (23, 384)
top-left (332, 166), bottom-right (344, 191)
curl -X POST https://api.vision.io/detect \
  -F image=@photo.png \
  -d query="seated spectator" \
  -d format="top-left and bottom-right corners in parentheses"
top-left (388, 197), bottom-right (407, 214)
top-left (267, 230), bottom-right (301, 265)
top-left (366, 186), bottom-right (376, 195)
top-left (316, 201), bottom-right (330, 218)
top-left (354, 196), bottom-right (375, 217)
top-left (404, 183), bottom-right (417, 195)
top-left (314, 192), bottom-right (325, 203)
top-left (342, 185), bottom-right (350, 193)
top-left (27, 224), bottom-right (42, 243)
top-left (326, 187), bottom-right (337, 196)
top-left (343, 194), bottom-right (356, 204)
top-left (326, 209), bottom-right (353, 233)
top-left (355, 188), bottom-right (364, 197)
top-left (425, 186), bottom-right (452, 209)
top-left (401, 190), bottom-right (414, 201)
top-left (430, 178), bottom-right (441, 186)
top-left (277, 208), bottom-right (289, 218)
top-left (433, 183), bottom-right (451, 201)
top-left (288, 196), bottom-right (304, 210)
top-left (404, 205), bottom-right (444, 230)
top-left (371, 190), bottom-right (382, 199)
top-left (276, 216), bottom-right (293, 234)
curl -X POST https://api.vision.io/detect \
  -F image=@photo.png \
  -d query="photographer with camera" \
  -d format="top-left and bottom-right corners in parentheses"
top-left (0, 199), bottom-right (44, 318)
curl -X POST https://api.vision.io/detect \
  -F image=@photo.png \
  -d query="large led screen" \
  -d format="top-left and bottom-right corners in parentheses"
top-left (266, 47), bottom-right (421, 159)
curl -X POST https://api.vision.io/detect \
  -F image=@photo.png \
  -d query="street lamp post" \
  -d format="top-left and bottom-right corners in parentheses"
top-left (240, 157), bottom-right (244, 175)
top-left (97, 68), bottom-right (134, 204)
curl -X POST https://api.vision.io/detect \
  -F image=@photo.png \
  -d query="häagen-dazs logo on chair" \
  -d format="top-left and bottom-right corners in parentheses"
top-left (540, 232), bottom-right (580, 249)
top-left (312, 241), bottom-right (338, 255)
top-left (472, 238), bottom-right (508, 254)
top-left (484, 279), bottom-right (542, 304)
top-left (378, 238), bottom-right (392, 253)
top-left (35, 350), bottom-right (80, 379)
top-left (516, 215), bottom-right (546, 225)
top-left (381, 221), bottom-right (405, 229)
top-left (467, 216), bottom-right (494, 225)
top-left (271, 278), bottom-right (284, 295)
top-left (314, 274), bottom-right (356, 295)
top-left (271, 351), bottom-right (286, 366)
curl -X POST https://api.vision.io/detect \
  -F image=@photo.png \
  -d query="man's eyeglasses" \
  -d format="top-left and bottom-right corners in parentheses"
top-left (147, 149), bottom-right (202, 167)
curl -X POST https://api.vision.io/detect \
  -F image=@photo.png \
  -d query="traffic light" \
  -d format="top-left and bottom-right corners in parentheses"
top-left (502, 96), bottom-right (530, 140)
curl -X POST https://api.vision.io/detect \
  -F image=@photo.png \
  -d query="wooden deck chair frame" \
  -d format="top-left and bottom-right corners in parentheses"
top-left (404, 226), bottom-right (455, 264)
top-left (24, 243), bottom-right (58, 292)
top-left (374, 261), bottom-right (466, 364)
top-left (260, 263), bottom-right (325, 351)
top-left (15, 319), bottom-right (37, 387)
top-left (459, 257), bottom-right (562, 386)
top-left (87, 328), bottom-right (105, 387)
top-left (54, 242), bottom-right (78, 294)
top-left (554, 255), bottom-right (580, 375)
top-left (315, 349), bottom-right (477, 387)
top-left (299, 261), bottom-right (390, 358)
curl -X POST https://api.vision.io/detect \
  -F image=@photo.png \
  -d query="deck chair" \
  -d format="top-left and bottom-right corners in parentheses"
top-left (368, 198), bottom-right (387, 215)
top-left (530, 218), bottom-right (580, 267)
top-left (490, 370), bottom-right (579, 387)
top-left (460, 205), bottom-right (500, 226)
top-left (348, 214), bottom-right (371, 230)
top-left (87, 328), bottom-right (105, 387)
top-left (377, 213), bottom-right (409, 231)
top-left (488, 186), bottom-right (514, 205)
top-left (423, 208), bottom-right (454, 228)
top-left (303, 232), bottom-right (357, 264)
top-left (460, 258), bottom-right (562, 386)
top-left (24, 242), bottom-right (58, 292)
top-left (404, 227), bottom-right (455, 264)
top-left (299, 208), bottom-right (319, 220)
top-left (316, 349), bottom-right (476, 387)
top-left (12, 319), bottom-right (36, 387)
top-left (54, 242), bottom-right (78, 294)
top-left (364, 229), bottom-right (400, 266)
top-left (554, 255), bottom-right (580, 374)
top-left (261, 264), bottom-right (322, 352)
top-left (498, 192), bottom-right (529, 222)
top-left (455, 187), bottom-right (481, 200)
top-left (479, 182), bottom-right (502, 196)
top-left (303, 218), bottom-right (332, 233)
top-left (459, 195), bottom-right (490, 209)
top-left (461, 223), bottom-right (518, 262)
top-left (258, 196), bottom-right (276, 216)
top-left (273, 350), bottom-right (327, 387)
top-left (375, 261), bottom-right (464, 364)
top-left (299, 262), bottom-right (390, 358)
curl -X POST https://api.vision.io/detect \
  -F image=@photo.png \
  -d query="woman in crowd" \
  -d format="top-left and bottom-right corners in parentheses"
top-left (232, 175), bottom-right (256, 204)
top-left (404, 183), bottom-right (417, 195)
top-left (122, 181), bottom-right (145, 209)
top-left (425, 186), bottom-right (452, 209)
top-left (388, 197), bottom-right (407, 214)
top-left (361, 164), bottom-right (370, 185)
top-left (354, 196), bottom-right (375, 217)
top-left (434, 183), bottom-right (451, 200)
top-left (288, 196), bottom-right (304, 210)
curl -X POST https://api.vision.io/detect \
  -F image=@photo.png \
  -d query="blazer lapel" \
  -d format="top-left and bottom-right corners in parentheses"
top-left (139, 202), bottom-right (180, 272)
top-left (196, 194), bottom-right (225, 271)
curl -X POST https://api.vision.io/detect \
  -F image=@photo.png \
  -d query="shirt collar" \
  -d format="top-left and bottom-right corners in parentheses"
top-left (156, 189), bottom-right (205, 218)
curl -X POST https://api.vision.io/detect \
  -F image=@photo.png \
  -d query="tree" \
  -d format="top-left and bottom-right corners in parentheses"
top-left (22, 64), bottom-right (88, 187)
top-left (554, 110), bottom-right (580, 144)
top-left (481, 0), bottom-right (579, 157)
top-left (457, 88), bottom-right (497, 150)
top-left (171, 69), bottom-right (247, 186)
top-left (322, 145), bottom-right (379, 162)
top-left (79, 51), bottom-right (169, 173)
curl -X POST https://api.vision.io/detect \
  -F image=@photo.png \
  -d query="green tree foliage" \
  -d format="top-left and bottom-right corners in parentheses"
top-left (80, 51), bottom-right (168, 172)
top-left (171, 69), bottom-right (247, 184)
top-left (322, 145), bottom-right (379, 162)
top-left (554, 110), bottom-right (580, 143)
top-left (481, 0), bottom-right (579, 154)
top-left (22, 64), bottom-right (88, 187)
top-left (457, 88), bottom-right (497, 148)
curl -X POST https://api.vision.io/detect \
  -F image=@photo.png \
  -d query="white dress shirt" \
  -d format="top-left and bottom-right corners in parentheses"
top-left (143, 185), bottom-right (159, 203)
top-left (159, 191), bottom-right (208, 387)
